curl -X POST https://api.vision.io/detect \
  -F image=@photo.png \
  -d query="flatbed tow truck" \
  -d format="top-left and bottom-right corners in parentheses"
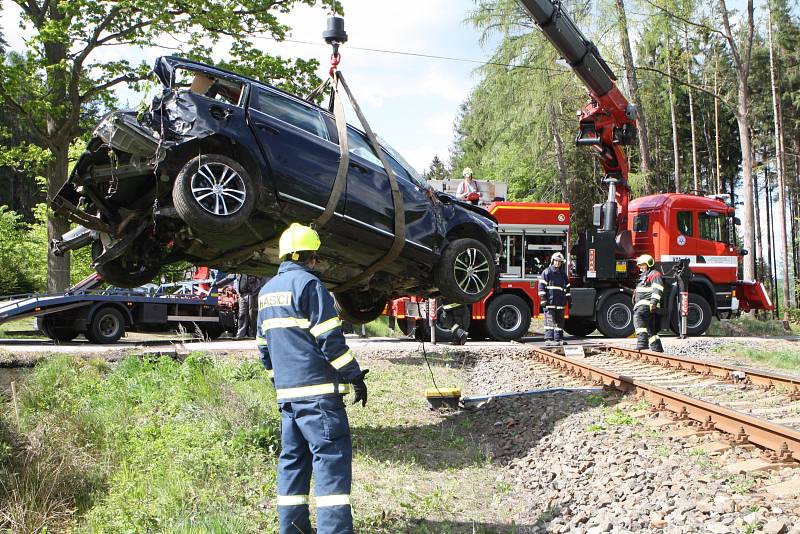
top-left (392, 0), bottom-right (772, 342)
top-left (0, 268), bottom-right (236, 344)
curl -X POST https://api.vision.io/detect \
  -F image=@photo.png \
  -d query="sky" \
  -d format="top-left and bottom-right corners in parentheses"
top-left (3, 0), bottom-right (497, 174)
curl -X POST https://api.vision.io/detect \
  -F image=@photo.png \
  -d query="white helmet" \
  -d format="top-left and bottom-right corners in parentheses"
top-left (636, 254), bottom-right (655, 267)
top-left (551, 252), bottom-right (565, 263)
top-left (462, 167), bottom-right (473, 177)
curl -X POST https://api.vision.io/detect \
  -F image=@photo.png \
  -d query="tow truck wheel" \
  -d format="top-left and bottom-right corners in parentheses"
top-left (36, 316), bottom-right (79, 342)
top-left (173, 154), bottom-right (256, 233)
top-left (87, 307), bottom-right (125, 344)
top-left (435, 238), bottom-right (496, 303)
top-left (485, 294), bottom-right (531, 341)
top-left (563, 317), bottom-right (597, 337)
top-left (334, 290), bottom-right (388, 325)
top-left (669, 293), bottom-right (712, 336)
top-left (596, 293), bottom-right (634, 338)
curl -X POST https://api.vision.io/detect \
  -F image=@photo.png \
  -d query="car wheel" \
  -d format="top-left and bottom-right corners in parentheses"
top-left (435, 238), bottom-right (496, 303)
top-left (485, 294), bottom-right (531, 341)
top-left (92, 241), bottom-right (158, 288)
top-left (36, 316), bottom-right (79, 342)
top-left (173, 154), bottom-right (256, 233)
top-left (334, 290), bottom-right (388, 325)
top-left (88, 307), bottom-right (126, 344)
top-left (596, 293), bottom-right (634, 338)
top-left (563, 317), bottom-right (597, 337)
top-left (670, 293), bottom-right (712, 336)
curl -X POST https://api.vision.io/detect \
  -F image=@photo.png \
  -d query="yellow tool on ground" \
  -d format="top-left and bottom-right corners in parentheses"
top-left (425, 387), bottom-right (461, 410)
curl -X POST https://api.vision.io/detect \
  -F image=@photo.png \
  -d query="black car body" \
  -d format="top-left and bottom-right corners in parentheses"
top-left (52, 56), bottom-right (501, 322)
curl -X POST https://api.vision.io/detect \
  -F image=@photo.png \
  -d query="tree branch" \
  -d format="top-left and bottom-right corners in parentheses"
top-left (80, 73), bottom-right (145, 101)
top-left (718, 0), bottom-right (742, 72)
top-left (0, 86), bottom-right (51, 147)
top-left (640, 0), bottom-right (726, 38)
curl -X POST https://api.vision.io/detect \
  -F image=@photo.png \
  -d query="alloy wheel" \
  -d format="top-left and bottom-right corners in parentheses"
top-left (453, 247), bottom-right (491, 295)
top-left (496, 304), bottom-right (522, 332)
top-left (606, 302), bottom-right (632, 330)
top-left (191, 163), bottom-right (247, 216)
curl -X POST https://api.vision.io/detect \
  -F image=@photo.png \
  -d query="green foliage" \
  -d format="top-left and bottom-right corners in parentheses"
top-left (713, 342), bottom-right (800, 370)
top-left (3, 354), bottom-right (279, 532)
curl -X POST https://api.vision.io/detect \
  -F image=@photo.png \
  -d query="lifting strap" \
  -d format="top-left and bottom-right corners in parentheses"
top-left (304, 69), bottom-right (406, 294)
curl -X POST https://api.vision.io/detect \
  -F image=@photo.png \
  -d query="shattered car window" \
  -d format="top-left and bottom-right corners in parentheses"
top-left (252, 88), bottom-right (329, 140)
top-left (174, 68), bottom-right (243, 106)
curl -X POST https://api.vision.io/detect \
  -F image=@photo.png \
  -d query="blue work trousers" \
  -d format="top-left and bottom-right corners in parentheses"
top-left (277, 396), bottom-right (353, 534)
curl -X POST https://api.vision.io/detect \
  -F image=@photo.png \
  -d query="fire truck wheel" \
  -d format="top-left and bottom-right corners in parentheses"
top-left (334, 290), bottom-right (388, 325)
top-left (173, 154), bottom-right (256, 233)
top-left (435, 238), bottom-right (496, 303)
top-left (596, 293), bottom-right (634, 338)
top-left (87, 307), bottom-right (126, 344)
top-left (485, 294), bottom-right (531, 341)
top-left (563, 317), bottom-right (597, 337)
top-left (669, 293), bottom-right (712, 336)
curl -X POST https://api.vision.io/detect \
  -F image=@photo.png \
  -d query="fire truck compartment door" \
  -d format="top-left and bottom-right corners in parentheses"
top-left (734, 281), bottom-right (773, 312)
top-left (568, 288), bottom-right (596, 317)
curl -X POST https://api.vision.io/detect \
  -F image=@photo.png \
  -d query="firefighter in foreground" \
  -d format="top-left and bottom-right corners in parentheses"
top-left (633, 254), bottom-right (664, 352)
top-left (256, 223), bottom-right (368, 534)
top-left (538, 252), bottom-right (570, 345)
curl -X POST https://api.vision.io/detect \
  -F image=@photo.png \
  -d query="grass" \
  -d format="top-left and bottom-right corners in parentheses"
top-left (603, 409), bottom-right (636, 426)
top-left (713, 342), bottom-right (800, 371)
top-left (706, 315), bottom-right (794, 337)
top-left (2, 348), bottom-right (526, 532)
top-left (1, 353), bottom-right (280, 532)
top-left (0, 318), bottom-right (46, 339)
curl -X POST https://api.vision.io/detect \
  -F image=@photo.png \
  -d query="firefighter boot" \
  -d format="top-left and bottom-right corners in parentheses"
top-left (649, 334), bottom-right (664, 353)
top-left (633, 307), bottom-right (649, 350)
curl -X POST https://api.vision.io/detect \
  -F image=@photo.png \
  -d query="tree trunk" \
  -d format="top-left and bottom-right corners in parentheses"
top-left (667, 49), bottom-right (681, 193)
top-left (686, 27), bottom-right (699, 192)
top-left (753, 154), bottom-right (763, 276)
top-left (714, 61), bottom-right (722, 194)
top-left (44, 23), bottom-right (72, 293)
top-left (549, 104), bottom-right (569, 203)
top-left (736, 91), bottom-right (756, 281)
top-left (614, 0), bottom-right (652, 187)
top-left (768, 2), bottom-right (792, 313)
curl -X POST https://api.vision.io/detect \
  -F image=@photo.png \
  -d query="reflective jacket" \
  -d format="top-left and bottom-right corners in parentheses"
top-left (634, 267), bottom-right (664, 310)
top-left (256, 261), bottom-right (362, 403)
top-left (538, 266), bottom-right (571, 308)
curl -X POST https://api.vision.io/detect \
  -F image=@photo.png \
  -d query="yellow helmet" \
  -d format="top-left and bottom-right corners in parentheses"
top-left (462, 167), bottom-right (473, 177)
top-left (636, 254), bottom-right (655, 267)
top-left (279, 223), bottom-right (321, 261)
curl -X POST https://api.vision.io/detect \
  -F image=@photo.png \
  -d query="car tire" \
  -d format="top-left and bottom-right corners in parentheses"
top-left (92, 241), bottom-right (158, 288)
top-left (485, 294), bottom-right (531, 341)
top-left (563, 317), bottom-right (597, 337)
top-left (435, 238), bottom-right (496, 303)
top-left (88, 306), bottom-right (126, 344)
top-left (670, 293), bottom-right (712, 336)
top-left (36, 316), bottom-right (79, 342)
top-left (334, 290), bottom-right (388, 325)
top-left (596, 293), bottom-right (634, 338)
top-left (173, 154), bottom-right (256, 233)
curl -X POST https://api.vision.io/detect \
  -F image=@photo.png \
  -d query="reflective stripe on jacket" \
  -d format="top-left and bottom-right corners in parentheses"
top-left (256, 261), bottom-right (362, 402)
top-left (634, 268), bottom-right (664, 309)
top-left (538, 266), bottom-right (571, 307)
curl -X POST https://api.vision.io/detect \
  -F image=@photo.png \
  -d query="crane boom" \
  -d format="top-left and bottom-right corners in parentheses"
top-left (517, 0), bottom-right (637, 234)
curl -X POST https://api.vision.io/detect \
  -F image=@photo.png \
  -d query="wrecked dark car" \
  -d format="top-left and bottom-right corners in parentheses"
top-left (52, 56), bottom-right (501, 322)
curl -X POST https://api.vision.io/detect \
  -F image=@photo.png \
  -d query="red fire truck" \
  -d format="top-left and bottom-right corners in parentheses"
top-left (392, 192), bottom-right (772, 342)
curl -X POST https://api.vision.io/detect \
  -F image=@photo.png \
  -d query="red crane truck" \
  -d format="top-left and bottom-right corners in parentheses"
top-left (392, 0), bottom-right (772, 342)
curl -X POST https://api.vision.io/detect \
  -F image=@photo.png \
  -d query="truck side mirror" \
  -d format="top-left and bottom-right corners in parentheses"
top-left (733, 217), bottom-right (741, 225)
top-left (739, 249), bottom-right (748, 256)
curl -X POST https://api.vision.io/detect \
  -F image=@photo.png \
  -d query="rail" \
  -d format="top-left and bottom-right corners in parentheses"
top-left (532, 347), bottom-right (800, 461)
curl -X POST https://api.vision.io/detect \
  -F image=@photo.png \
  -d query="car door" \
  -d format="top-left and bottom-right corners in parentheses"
top-left (246, 86), bottom-right (343, 218)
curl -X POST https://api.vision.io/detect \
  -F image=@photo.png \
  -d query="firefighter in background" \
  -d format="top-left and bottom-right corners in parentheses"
top-left (633, 254), bottom-right (664, 352)
top-left (538, 252), bottom-right (571, 345)
top-left (256, 223), bottom-right (368, 534)
top-left (456, 167), bottom-right (480, 205)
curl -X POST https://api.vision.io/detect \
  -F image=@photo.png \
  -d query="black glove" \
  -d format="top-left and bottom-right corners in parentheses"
top-left (351, 370), bottom-right (369, 407)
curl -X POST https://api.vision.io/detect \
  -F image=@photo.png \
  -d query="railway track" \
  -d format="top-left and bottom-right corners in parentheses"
top-left (531, 344), bottom-right (800, 466)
